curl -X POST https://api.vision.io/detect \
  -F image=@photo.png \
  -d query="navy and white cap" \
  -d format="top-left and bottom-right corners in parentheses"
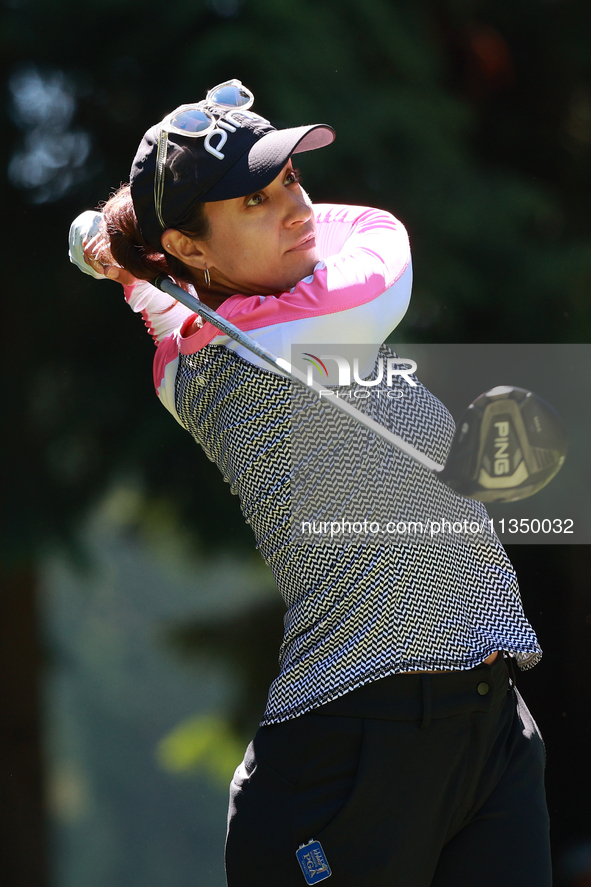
top-left (130, 87), bottom-right (335, 252)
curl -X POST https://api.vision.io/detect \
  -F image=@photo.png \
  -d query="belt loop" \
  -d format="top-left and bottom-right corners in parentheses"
top-left (420, 675), bottom-right (432, 728)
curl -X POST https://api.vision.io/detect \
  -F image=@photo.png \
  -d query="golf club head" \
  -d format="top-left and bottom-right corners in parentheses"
top-left (439, 386), bottom-right (567, 502)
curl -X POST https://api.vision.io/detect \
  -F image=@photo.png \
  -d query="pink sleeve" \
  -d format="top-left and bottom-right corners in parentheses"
top-left (178, 204), bottom-right (412, 356)
top-left (153, 203), bottom-right (413, 414)
top-left (123, 280), bottom-right (193, 346)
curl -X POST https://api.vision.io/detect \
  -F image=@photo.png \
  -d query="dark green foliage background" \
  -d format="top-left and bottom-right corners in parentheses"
top-left (2, 0), bottom-right (591, 882)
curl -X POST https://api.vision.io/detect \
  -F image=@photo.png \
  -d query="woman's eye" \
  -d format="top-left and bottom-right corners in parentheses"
top-left (285, 168), bottom-right (301, 185)
top-left (246, 193), bottom-right (264, 206)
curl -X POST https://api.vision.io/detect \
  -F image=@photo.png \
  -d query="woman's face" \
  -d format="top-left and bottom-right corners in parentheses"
top-left (199, 161), bottom-right (320, 296)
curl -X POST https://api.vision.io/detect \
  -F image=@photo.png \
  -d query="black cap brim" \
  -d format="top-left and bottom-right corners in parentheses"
top-left (198, 123), bottom-right (335, 202)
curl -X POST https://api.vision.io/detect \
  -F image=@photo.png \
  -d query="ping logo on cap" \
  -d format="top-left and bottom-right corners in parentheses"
top-left (205, 110), bottom-right (272, 161)
top-left (296, 840), bottom-right (332, 883)
top-left (205, 118), bottom-right (236, 160)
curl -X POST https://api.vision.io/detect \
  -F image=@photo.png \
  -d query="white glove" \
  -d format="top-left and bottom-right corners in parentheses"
top-left (68, 208), bottom-right (192, 344)
top-left (68, 210), bottom-right (106, 280)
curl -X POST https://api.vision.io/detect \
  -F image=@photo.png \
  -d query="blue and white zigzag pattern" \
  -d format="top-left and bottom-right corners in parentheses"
top-left (175, 344), bottom-right (541, 725)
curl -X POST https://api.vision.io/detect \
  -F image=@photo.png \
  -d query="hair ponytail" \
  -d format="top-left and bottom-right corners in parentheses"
top-left (99, 185), bottom-right (210, 288)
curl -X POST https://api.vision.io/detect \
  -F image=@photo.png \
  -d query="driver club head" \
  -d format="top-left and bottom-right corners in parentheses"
top-left (439, 386), bottom-right (567, 502)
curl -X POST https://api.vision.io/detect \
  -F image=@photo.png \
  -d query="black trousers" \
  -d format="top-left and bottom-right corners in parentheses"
top-left (225, 656), bottom-right (551, 886)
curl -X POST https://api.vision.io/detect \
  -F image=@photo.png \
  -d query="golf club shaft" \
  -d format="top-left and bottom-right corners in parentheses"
top-left (154, 275), bottom-right (444, 473)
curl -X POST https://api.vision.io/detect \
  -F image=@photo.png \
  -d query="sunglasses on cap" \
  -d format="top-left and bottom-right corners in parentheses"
top-left (160, 80), bottom-right (255, 137)
top-left (154, 79), bottom-right (256, 229)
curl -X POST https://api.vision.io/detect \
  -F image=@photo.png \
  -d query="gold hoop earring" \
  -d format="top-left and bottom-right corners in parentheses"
top-left (204, 266), bottom-right (211, 288)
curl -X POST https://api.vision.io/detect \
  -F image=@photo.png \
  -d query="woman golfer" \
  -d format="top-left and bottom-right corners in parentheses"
top-left (69, 79), bottom-right (551, 887)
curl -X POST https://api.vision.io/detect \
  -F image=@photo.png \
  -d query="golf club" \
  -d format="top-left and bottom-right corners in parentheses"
top-left (154, 275), bottom-right (567, 502)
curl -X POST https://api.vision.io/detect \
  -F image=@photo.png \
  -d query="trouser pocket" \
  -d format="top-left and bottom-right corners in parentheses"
top-left (291, 714), bottom-right (366, 846)
top-left (225, 714), bottom-right (365, 887)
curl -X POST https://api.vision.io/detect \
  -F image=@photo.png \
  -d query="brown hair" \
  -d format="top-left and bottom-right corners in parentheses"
top-left (98, 184), bottom-right (211, 288)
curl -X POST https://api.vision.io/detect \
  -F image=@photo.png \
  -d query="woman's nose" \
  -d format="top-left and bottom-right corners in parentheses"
top-left (282, 188), bottom-right (312, 226)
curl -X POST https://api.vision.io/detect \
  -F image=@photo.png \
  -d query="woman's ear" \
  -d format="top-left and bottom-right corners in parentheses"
top-left (161, 229), bottom-right (208, 270)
